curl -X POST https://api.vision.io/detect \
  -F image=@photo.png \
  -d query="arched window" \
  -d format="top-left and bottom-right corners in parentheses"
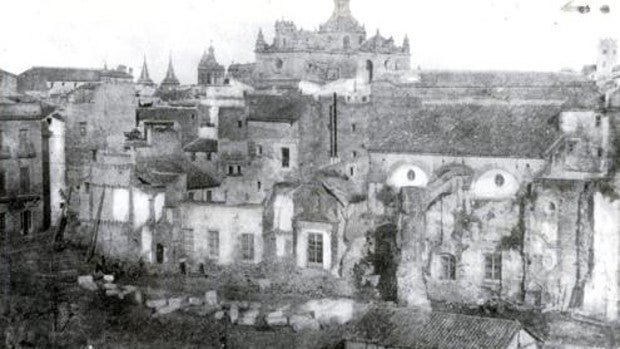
top-left (407, 169), bottom-right (416, 181)
top-left (275, 58), bottom-right (284, 69)
top-left (549, 202), bottom-right (556, 212)
top-left (366, 60), bottom-right (374, 83)
top-left (384, 59), bottom-right (390, 69)
top-left (156, 243), bottom-right (165, 264)
top-left (495, 174), bottom-right (505, 187)
top-left (343, 36), bottom-right (351, 49)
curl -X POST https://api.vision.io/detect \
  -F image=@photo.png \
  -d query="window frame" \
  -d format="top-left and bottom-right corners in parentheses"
top-left (281, 147), bottom-right (290, 168)
top-left (484, 253), bottom-right (502, 281)
top-left (241, 233), bottom-right (255, 261)
top-left (307, 232), bottom-right (324, 267)
top-left (19, 166), bottom-right (30, 194)
top-left (208, 230), bottom-right (220, 259)
top-left (439, 254), bottom-right (456, 280)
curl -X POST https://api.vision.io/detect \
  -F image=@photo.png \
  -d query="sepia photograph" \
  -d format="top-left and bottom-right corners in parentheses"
top-left (0, 0), bottom-right (619, 347)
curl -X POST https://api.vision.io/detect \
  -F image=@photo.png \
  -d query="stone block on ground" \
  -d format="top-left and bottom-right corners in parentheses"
top-left (156, 304), bottom-right (182, 315)
top-left (105, 289), bottom-right (119, 297)
top-left (103, 275), bottom-right (115, 283)
top-left (123, 285), bottom-right (138, 293)
top-left (103, 283), bottom-right (118, 291)
top-left (205, 290), bottom-right (218, 306)
top-left (238, 301), bottom-right (250, 310)
top-left (133, 290), bottom-right (144, 305)
top-left (214, 310), bottom-right (225, 320)
top-left (197, 304), bottom-right (221, 316)
top-left (266, 311), bottom-right (288, 326)
top-left (229, 304), bottom-right (239, 324)
top-left (238, 309), bottom-right (260, 326)
top-left (249, 302), bottom-right (261, 310)
top-left (145, 299), bottom-right (168, 309)
top-left (299, 298), bottom-right (364, 325)
top-left (289, 314), bottom-right (320, 332)
top-left (168, 297), bottom-right (186, 309)
top-left (257, 278), bottom-right (272, 291)
top-left (77, 275), bottom-right (98, 292)
top-left (188, 297), bottom-right (203, 306)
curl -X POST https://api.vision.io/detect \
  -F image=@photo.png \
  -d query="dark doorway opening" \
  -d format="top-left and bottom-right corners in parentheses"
top-left (374, 223), bottom-right (399, 302)
top-left (156, 243), bottom-right (164, 264)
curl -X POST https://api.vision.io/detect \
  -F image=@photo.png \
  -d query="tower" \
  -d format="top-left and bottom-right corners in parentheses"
top-left (255, 29), bottom-right (267, 53)
top-left (160, 54), bottom-right (180, 88)
top-left (198, 45), bottom-right (225, 85)
top-left (137, 55), bottom-right (155, 86)
top-left (334, 0), bottom-right (352, 16)
top-left (597, 38), bottom-right (617, 81)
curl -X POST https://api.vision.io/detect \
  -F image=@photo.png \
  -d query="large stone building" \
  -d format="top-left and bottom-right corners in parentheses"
top-left (0, 99), bottom-right (48, 241)
top-left (0, 69), bottom-right (18, 96)
top-left (251, 0), bottom-right (410, 88)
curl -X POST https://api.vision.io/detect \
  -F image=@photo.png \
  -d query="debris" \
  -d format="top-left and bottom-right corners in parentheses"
top-left (214, 311), bottom-right (225, 320)
top-left (103, 275), bottom-right (115, 283)
top-left (257, 278), bottom-right (272, 291)
top-left (168, 297), bottom-right (186, 309)
top-left (229, 304), bottom-right (239, 324)
top-left (105, 289), bottom-right (120, 297)
top-left (266, 311), bottom-right (288, 326)
top-left (188, 297), bottom-right (203, 306)
top-left (77, 275), bottom-right (98, 292)
top-left (102, 283), bottom-right (117, 290)
top-left (156, 304), bottom-right (181, 315)
top-left (299, 298), bottom-right (362, 325)
top-left (289, 314), bottom-right (320, 332)
top-left (145, 299), bottom-right (168, 309)
top-left (205, 290), bottom-right (218, 306)
top-left (238, 309), bottom-right (260, 326)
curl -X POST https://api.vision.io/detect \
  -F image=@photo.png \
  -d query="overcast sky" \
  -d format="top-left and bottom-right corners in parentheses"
top-left (0, 0), bottom-right (618, 84)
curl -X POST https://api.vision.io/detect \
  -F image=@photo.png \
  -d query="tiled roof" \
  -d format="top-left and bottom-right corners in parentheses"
top-left (0, 69), bottom-right (16, 77)
top-left (351, 307), bottom-right (531, 349)
top-left (414, 70), bottom-right (592, 88)
top-left (248, 94), bottom-right (308, 123)
top-left (135, 156), bottom-right (220, 190)
top-left (20, 67), bottom-right (102, 82)
top-left (183, 138), bottom-right (218, 153)
top-left (368, 100), bottom-right (564, 159)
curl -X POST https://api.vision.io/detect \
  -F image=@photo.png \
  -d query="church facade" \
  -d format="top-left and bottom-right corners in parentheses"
top-left (253, 0), bottom-right (410, 86)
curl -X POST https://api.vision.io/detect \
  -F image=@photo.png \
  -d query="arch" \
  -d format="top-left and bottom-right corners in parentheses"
top-left (275, 58), bottom-right (284, 69)
top-left (386, 164), bottom-right (429, 189)
top-left (471, 169), bottom-right (519, 200)
top-left (384, 59), bottom-right (390, 69)
top-left (366, 60), bottom-right (374, 83)
top-left (343, 36), bottom-right (351, 49)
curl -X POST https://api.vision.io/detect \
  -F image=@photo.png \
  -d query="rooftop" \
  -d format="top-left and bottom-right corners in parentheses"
top-left (247, 94), bottom-right (310, 123)
top-left (368, 100), bottom-right (564, 159)
top-left (350, 307), bottom-right (536, 349)
top-left (183, 138), bottom-right (218, 153)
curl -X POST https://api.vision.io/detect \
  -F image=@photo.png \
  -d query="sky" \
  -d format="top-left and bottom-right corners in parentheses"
top-left (0, 0), bottom-right (618, 84)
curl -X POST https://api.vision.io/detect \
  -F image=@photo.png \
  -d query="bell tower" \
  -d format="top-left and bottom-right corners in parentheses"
top-left (597, 38), bottom-right (617, 81)
top-left (334, 0), bottom-right (351, 16)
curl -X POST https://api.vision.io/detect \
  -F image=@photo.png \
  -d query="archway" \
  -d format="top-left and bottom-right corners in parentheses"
top-left (365, 60), bottom-right (374, 83)
top-left (343, 36), bottom-right (351, 50)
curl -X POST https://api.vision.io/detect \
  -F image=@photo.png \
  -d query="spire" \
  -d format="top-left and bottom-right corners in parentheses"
top-left (333, 0), bottom-right (352, 16)
top-left (255, 28), bottom-right (266, 52)
top-left (403, 35), bottom-right (410, 54)
top-left (161, 53), bottom-right (180, 86)
top-left (137, 55), bottom-right (154, 86)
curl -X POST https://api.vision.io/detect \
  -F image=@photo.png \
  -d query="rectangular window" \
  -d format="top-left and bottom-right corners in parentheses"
top-left (237, 120), bottom-right (243, 128)
top-left (92, 150), bottom-right (98, 162)
top-left (241, 234), bottom-right (255, 261)
top-left (237, 165), bottom-right (242, 175)
top-left (440, 255), bottom-right (456, 280)
top-left (79, 122), bottom-right (87, 136)
top-left (351, 123), bottom-right (356, 132)
top-left (85, 182), bottom-right (90, 193)
top-left (19, 167), bottom-right (30, 193)
top-left (206, 190), bottom-right (213, 202)
top-left (190, 152), bottom-right (197, 162)
top-left (256, 145), bottom-right (263, 156)
top-left (484, 253), bottom-right (502, 281)
top-left (281, 147), bottom-right (290, 168)
top-left (308, 233), bottom-right (324, 266)
top-left (206, 152), bottom-right (212, 161)
top-left (18, 129), bottom-right (28, 149)
top-left (208, 230), bottom-right (219, 259)
top-left (257, 181), bottom-right (262, 190)
top-left (21, 210), bottom-right (31, 235)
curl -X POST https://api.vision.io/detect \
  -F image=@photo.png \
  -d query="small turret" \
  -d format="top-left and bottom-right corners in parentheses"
top-left (403, 35), bottom-right (410, 54)
top-left (137, 55), bottom-right (155, 86)
top-left (160, 54), bottom-right (180, 88)
top-left (255, 29), bottom-right (267, 53)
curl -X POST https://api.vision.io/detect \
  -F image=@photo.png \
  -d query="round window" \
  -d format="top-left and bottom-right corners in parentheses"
top-left (494, 174), bottom-right (505, 187)
top-left (407, 169), bottom-right (416, 181)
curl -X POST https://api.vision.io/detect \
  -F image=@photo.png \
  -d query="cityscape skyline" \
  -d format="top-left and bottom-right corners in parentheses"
top-left (0, 0), bottom-right (617, 84)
